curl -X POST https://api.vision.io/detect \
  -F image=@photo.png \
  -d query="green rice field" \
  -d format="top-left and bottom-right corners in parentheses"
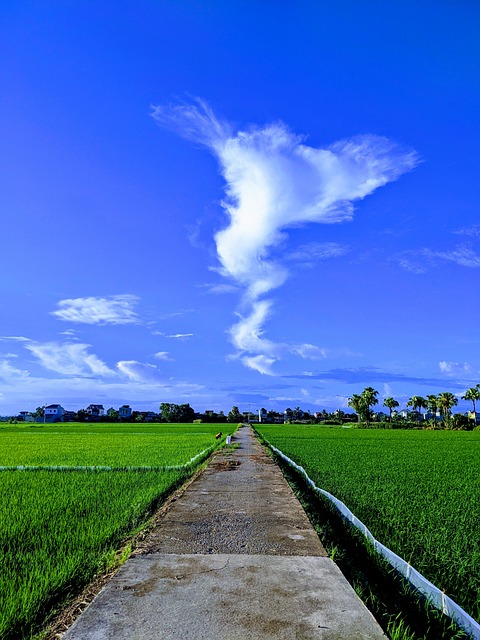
top-left (0, 422), bottom-right (232, 639)
top-left (256, 425), bottom-right (480, 623)
top-left (0, 422), bottom-right (224, 467)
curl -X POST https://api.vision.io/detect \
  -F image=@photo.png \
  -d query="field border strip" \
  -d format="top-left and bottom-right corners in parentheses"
top-left (0, 445), bottom-right (216, 473)
top-left (267, 442), bottom-right (480, 640)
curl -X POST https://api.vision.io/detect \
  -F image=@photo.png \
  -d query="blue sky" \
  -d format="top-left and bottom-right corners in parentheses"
top-left (1, 0), bottom-right (479, 415)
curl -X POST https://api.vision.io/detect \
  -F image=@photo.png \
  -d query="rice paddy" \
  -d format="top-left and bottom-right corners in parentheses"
top-left (0, 422), bottom-right (231, 639)
top-left (255, 425), bottom-right (480, 624)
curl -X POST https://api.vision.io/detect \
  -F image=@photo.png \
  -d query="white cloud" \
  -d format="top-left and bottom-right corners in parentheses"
top-left (230, 300), bottom-right (276, 355)
top-left (268, 395), bottom-right (298, 403)
top-left (292, 344), bottom-right (328, 360)
top-left (391, 252), bottom-right (428, 274)
top-left (117, 361), bottom-right (163, 383)
top-left (439, 361), bottom-right (472, 375)
top-left (242, 354), bottom-right (277, 375)
top-left (230, 301), bottom-right (328, 368)
top-left (383, 383), bottom-right (394, 398)
top-left (394, 245), bottom-right (480, 273)
top-left (199, 283), bottom-right (240, 294)
top-left (51, 295), bottom-right (140, 325)
top-left (432, 246), bottom-right (480, 268)
top-left (0, 359), bottom-right (30, 381)
top-left (25, 342), bottom-right (115, 377)
top-left (0, 372), bottom-right (205, 413)
top-left (153, 332), bottom-right (194, 339)
top-left (153, 99), bottom-right (419, 373)
top-left (153, 351), bottom-right (172, 361)
top-left (453, 225), bottom-right (480, 238)
top-left (287, 242), bottom-right (350, 265)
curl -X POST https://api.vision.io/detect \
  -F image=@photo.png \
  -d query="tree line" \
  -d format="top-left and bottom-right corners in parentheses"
top-left (348, 384), bottom-right (480, 429)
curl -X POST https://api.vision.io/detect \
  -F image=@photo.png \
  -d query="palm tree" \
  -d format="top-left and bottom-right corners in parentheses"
top-left (426, 394), bottom-right (439, 427)
top-left (437, 392), bottom-right (458, 422)
top-left (292, 406), bottom-right (304, 421)
top-left (348, 394), bottom-right (364, 423)
top-left (462, 386), bottom-right (480, 414)
top-left (383, 397), bottom-right (399, 422)
top-left (406, 395), bottom-right (427, 424)
top-left (348, 388), bottom-right (379, 426)
top-left (361, 387), bottom-right (379, 426)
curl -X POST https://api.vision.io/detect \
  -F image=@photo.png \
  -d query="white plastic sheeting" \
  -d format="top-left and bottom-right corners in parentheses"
top-left (269, 444), bottom-right (480, 640)
top-left (0, 445), bottom-right (215, 473)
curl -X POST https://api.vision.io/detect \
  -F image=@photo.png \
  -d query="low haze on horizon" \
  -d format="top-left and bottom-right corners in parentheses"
top-left (1, 1), bottom-right (479, 415)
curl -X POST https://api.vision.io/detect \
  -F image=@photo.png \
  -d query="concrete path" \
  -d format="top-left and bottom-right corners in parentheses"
top-left (64, 425), bottom-right (386, 639)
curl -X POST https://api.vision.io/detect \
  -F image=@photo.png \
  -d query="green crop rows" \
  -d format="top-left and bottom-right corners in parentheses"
top-left (0, 422), bottom-right (231, 639)
top-left (256, 425), bottom-right (480, 623)
top-left (0, 422), bottom-right (224, 467)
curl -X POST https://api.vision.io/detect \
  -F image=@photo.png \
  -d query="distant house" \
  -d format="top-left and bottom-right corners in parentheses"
top-left (119, 405), bottom-right (132, 419)
top-left (401, 409), bottom-right (423, 420)
top-left (258, 408), bottom-right (268, 423)
top-left (424, 411), bottom-right (442, 421)
top-left (86, 404), bottom-right (105, 417)
top-left (63, 410), bottom-right (77, 422)
top-left (18, 411), bottom-right (34, 422)
top-left (468, 411), bottom-right (480, 425)
top-left (40, 404), bottom-right (65, 422)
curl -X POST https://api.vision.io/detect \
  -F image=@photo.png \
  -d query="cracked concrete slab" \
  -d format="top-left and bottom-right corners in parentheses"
top-left (64, 554), bottom-right (385, 639)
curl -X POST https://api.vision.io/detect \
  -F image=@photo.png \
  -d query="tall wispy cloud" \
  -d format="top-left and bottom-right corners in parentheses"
top-left (51, 295), bottom-right (140, 325)
top-left (153, 99), bottom-right (419, 373)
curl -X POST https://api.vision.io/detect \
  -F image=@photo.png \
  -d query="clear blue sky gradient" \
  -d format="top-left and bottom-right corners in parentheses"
top-left (1, 0), bottom-right (479, 414)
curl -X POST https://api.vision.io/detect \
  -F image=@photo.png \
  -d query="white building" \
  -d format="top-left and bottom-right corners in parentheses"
top-left (43, 404), bottom-right (65, 422)
top-left (18, 411), bottom-right (34, 422)
top-left (468, 411), bottom-right (480, 425)
top-left (119, 404), bottom-right (132, 419)
top-left (86, 404), bottom-right (105, 417)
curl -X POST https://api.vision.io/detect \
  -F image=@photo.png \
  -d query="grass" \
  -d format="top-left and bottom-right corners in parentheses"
top-left (255, 425), bottom-right (480, 625)
top-left (265, 439), bottom-right (469, 640)
top-left (0, 422), bottom-right (233, 639)
top-left (0, 422), bottom-right (226, 467)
